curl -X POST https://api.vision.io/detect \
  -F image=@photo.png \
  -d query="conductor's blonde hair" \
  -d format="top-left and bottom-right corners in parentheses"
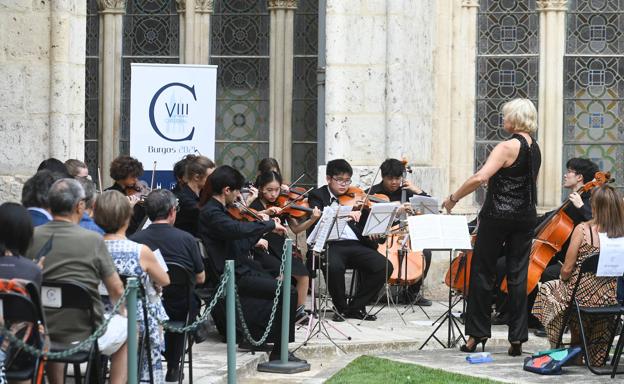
top-left (502, 98), bottom-right (538, 135)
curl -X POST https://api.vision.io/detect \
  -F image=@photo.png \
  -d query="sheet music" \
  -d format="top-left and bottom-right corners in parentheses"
top-left (306, 206), bottom-right (335, 252)
top-left (409, 195), bottom-right (440, 215)
top-left (152, 249), bottom-right (169, 272)
top-left (596, 233), bottom-right (624, 277)
top-left (407, 214), bottom-right (471, 251)
top-left (362, 202), bottom-right (400, 236)
top-left (327, 206), bottom-right (356, 241)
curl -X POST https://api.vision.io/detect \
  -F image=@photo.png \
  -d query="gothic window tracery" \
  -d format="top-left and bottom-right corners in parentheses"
top-left (476, 0), bottom-right (540, 203)
top-left (85, 0), bottom-right (100, 179)
top-left (564, 0), bottom-right (624, 190)
top-left (210, 0), bottom-right (270, 180)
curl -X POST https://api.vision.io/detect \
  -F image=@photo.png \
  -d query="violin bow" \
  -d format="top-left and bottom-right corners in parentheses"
top-left (289, 173), bottom-right (305, 188)
top-left (359, 166), bottom-right (382, 213)
top-left (97, 167), bottom-right (103, 194)
top-left (279, 187), bottom-right (314, 210)
top-left (150, 161), bottom-right (157, 190)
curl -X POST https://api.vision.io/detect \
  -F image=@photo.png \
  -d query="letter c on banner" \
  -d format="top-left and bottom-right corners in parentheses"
top-left (149, 82), bottom-right (197, 142)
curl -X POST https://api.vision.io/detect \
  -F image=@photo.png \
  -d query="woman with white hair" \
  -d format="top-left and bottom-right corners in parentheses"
top-left (442, 98), bottom-right (542, 356)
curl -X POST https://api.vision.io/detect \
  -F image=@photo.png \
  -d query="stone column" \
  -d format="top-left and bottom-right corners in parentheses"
top-left (49, 1), bottom-right (87, 160)
top-left (536, 0), bottom-right (567, 208)
top-left (176, 0), bottom-right (186, 62)
top-left (185, 0), bottom-right (196, 63)
top-left (98, 0), bottom-right (125, 187)
top-left (450, 0), bottom-right (479, 212)
top-left (194, 0), bottom-right (213, 64)
top-left (268, 0), bottom-right (297, 180)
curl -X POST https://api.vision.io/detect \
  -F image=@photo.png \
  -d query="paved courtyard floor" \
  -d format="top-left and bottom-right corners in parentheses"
top-left (183, 295), bottom-right (623, 383)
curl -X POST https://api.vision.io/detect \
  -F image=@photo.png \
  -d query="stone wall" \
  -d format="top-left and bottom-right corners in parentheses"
top-left (0, 0), bottom-right (86, 203)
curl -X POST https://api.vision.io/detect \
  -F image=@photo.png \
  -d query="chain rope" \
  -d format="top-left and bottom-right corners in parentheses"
top-left (234, 241), bottom-right (288, 346)
top-left (0, 285), bottom-right (131, 359)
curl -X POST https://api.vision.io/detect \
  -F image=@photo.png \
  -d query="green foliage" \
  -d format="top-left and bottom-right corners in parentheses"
top-left (327, 355), bottom-right (503, 384)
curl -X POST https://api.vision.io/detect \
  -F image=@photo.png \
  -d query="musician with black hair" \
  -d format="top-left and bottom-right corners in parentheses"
top-left (198, 165), bottom-right (304, 362)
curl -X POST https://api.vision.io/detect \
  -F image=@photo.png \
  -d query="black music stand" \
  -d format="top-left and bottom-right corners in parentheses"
top-left (406, 214), bottom-right (472, 349)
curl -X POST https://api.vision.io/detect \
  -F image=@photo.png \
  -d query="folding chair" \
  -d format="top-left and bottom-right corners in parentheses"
top-left (2, 281), bottom-right (46, 383)
top-left (43, 280), bottom-right (102, 384)
top-left (556, 253), bottom-right (624, 377)
top-left (164, 262), bottom-right (195, 384)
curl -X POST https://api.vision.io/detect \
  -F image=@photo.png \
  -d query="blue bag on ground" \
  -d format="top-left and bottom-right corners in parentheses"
top-left (523, 347), bottom-right (582, 375)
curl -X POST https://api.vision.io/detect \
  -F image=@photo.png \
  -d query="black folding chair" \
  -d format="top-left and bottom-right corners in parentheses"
top-left (194, 238), bottom-right (215, 307)
top-left (164, 262), bottom-right (195, 384)
top-left (2, 280), bottom-right (46, 383)
top-left (43, 280), bottom-right (102, 384)
top-left (556, 253), bottom-right (624, 377)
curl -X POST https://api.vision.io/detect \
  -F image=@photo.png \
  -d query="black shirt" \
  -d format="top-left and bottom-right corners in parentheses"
top-left (129, 223), bottom-right (204, 274)
top-left (197, 198), bottom-right (276, 275)
top-left (366, 183), bottom-right (429, 203)
top-left (174, 184), bottom-right (200, 236)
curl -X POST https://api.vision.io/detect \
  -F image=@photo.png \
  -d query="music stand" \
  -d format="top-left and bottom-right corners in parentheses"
top-left (407, 215), bottom-right (472, 349)
top-left (297, 206), bottom-right (356, 353)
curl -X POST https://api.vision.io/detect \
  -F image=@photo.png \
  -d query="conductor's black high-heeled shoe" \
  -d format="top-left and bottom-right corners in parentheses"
top-left (508, 342), bottom-right (522, 356)
top-left (460, 337), bottom-right (488, 353)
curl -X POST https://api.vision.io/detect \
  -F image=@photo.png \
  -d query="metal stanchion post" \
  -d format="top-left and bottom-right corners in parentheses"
top-left (225, 260), bottom-right (236, 384)
top-left (127, 278), bottom-right (139, 384)
top-left (258, 239), bottom-right (310, 373)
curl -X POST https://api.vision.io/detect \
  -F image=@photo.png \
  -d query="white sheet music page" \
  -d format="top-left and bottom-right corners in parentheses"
top-left (362, 202), bottom-right (400, 236)
top-left (409, 196), bottom-right (440, 215)
top-left (407, 214), bottom-right (471, 251)
top-left (307, 206), bottom-right (336, 252)
top-left (596, 233), bottom-right (624, 277)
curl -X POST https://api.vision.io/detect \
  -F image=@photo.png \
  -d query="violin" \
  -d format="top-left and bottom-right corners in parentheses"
top-left (500, 171), bottom-right (613, 294)
top-left (271, 187), bottom-right (315, 218)
top-left (227, 202), bottom-right (265, 222)
top-left (123, 180), bottom-right (150, 203)
top-left (337, 186), bottom-right (390, 208)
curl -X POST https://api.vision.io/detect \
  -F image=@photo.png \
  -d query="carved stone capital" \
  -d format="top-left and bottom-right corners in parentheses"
top-left (536, 0), bottom-right (568, 11)
top-left (461, 0), bottom-right (479, 8)
top-left (175, 0), bottom-right (185, 12)
top-left (97, 0), bottom-right (126, 13)
top-left (267, 0), bottom-right (297, 10)
top-left (195, 0), bottom-right (214, 13)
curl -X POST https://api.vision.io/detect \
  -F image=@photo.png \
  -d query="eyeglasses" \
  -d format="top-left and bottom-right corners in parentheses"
top-left (331, 177), bottom-right (352, 186)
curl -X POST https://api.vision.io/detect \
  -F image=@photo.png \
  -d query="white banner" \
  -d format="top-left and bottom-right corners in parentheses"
top-left (130, 63), bottom-right (217, 170)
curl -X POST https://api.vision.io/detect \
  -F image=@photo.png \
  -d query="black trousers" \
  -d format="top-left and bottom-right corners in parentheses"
top-left (162, 288), bottom-right (200, 369)
top-left (323, 240), bottom-right (392, 312)
top-left (466, 217), bottom-right (534, 342)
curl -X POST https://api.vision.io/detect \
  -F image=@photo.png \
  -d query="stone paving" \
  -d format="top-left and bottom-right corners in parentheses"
top-left (183, 297), bottom-right (623, 383)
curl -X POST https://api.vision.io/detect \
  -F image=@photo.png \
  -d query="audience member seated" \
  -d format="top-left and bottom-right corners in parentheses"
top-left (95, 190), bottom-right (170, 384)
top-left (21, 170), bottom-right (63, 227)
top-left (533, 185), bottom-right (622, 366)
top-left (65, 158), bottom-right (89, 179)
top-left (26, 178), bottom-right (127, 384)
top-left (174, 155), bottom-right (215, 236)
top-left (130, 189), bottom-right (205, 382)
top-left (78, 177), bottom-right (104, 235)
top-left (37, 158), bottom-right (71, 178)
top-left (0, 202), bottom-right (42, 288)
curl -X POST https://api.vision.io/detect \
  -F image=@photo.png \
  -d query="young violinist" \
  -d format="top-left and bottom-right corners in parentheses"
top-left (307, 159), bottom-right (393, 321)
top-left (106, 155), bottom-right (146, 235)
top-left (366, 158), bottom-right (433, 306)
top-left (197, 165), bottom-right (305, 362)
top-left (173, 155), bottom-right (215, 236)
top-left (249, 171), bottom-right (320, 313)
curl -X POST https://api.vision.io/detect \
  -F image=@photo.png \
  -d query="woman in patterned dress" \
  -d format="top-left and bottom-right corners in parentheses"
top-left (95, 190), bottom-right (170, 383)
top-left (533, 184), bottom-right (622, 366)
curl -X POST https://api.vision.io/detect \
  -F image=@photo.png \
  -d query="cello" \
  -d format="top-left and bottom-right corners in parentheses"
top-left (444, 232), bottom-right (476, 296)
top-left (500, 171), bottom-right (612, 294)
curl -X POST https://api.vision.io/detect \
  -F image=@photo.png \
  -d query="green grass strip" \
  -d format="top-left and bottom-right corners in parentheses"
top-left (327, 355), bottom-right (504, 384)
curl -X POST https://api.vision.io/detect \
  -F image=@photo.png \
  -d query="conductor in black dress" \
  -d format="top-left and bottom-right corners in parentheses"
top-left (307, 159), bottom-right (393, 321)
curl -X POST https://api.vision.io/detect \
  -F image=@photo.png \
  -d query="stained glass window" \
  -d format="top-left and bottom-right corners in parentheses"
top-left (210, 0), bottom-right (270, 181)
top-left (85, 0), bottom-right (100, 180)
top-left (292, 0), bottom-right (318, 186)
top-left (475, 0), bottom-right (539, 203)
top-left (564, 0), bottom-right (624, 192)
top-left (121, 0), bottom-right (180, 156)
